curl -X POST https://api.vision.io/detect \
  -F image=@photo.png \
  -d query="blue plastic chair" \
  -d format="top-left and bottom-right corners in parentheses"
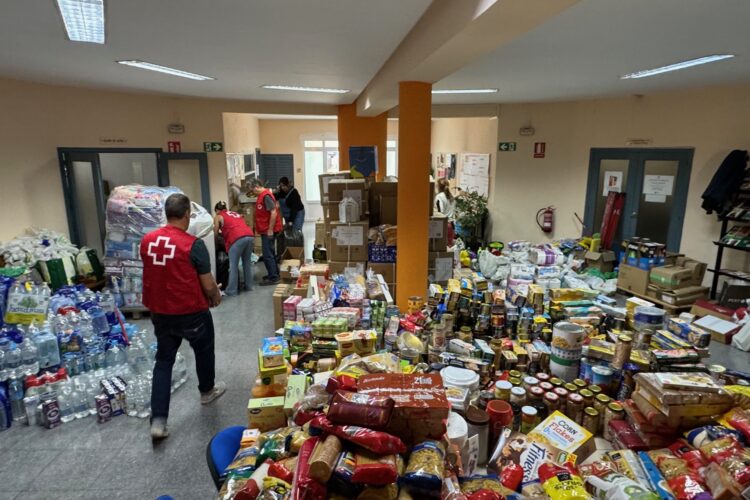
top-left (206, 425), bottom-right (245, 490)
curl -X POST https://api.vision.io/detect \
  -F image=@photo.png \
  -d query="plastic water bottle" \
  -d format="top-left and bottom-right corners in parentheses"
top-left (20, 339), bottom-right (39, 376)
top-left (78, 311), bottom-right (96, 345)
top-left (57, 382), bottom-right (75, 423)
top-left (5, 343), bottom-right (22, 380)
top-left (72, 378), bottom-right (89, 419)
top-left (34, 322), bottom-right (61, 370)
top-left (8, 376), bottom-right (26, 423)
top-left (89, 305), bottom-right (109, 336)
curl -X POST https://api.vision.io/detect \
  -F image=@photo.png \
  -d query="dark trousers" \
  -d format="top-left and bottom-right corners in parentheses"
top-left (261, 233), bottom-right (279, 280)
top-left (150, 310), bottom-right (215, 420)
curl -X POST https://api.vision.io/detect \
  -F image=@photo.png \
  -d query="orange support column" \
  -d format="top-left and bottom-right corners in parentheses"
top-left (396, 81), bottom-right (431, 310)
top-left (337, 103), bottom-right (387, 181)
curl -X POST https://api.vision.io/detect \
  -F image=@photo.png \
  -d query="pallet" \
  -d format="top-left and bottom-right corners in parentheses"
top-left (120, 307), bottom-right (149, 320)
top-left (616, 287), bottom-right (693, 315)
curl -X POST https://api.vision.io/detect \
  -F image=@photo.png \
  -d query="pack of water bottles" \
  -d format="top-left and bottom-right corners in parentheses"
top-left (0, 283), bottom-right (188, 431)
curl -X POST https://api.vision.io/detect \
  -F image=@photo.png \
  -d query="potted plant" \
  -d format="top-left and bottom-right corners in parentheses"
top-left (455, 191), bottom-right (489, 250)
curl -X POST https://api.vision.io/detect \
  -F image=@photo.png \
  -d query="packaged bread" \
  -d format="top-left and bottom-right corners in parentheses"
top-left (308, 434), bottom-right (343, 483)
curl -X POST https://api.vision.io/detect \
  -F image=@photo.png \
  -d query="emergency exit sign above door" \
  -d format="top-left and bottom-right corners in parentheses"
top-left (498, 142), bottom-right (517, 152)
top-left (203, 142), bottom-right (223, 152)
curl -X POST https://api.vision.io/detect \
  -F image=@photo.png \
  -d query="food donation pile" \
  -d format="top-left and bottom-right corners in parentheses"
top-left (218, 265), bottom-right (750, 500)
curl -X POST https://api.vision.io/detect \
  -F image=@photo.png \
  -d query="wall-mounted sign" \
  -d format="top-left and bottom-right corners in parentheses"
top-left (167, 141), bottom-right (181, 153)
top-left (533, 142), bottom-right (546, 158)
top-left (204, 142), bottom-right (223, 152)
top-left (99, 137), bottom-right (127, 145)
top-left (498, 142), bottom-right (517, 152)
top-left (168, 123), bottom-right (185, 134)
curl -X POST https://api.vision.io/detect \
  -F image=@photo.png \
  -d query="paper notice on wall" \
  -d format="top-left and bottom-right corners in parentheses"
top-left (342, 189), bottom-right (362, 204)
top-left (459, 153), bottom-right (490, 197)
top-left (643, 175), bottom-right (674, 196)
top-left (644, 194), bottom-right (667, 203)
top-left (602, 171), bottom-right (623, 196)
top-left (332, 225), bottom-right (363, 246)
top-left (434, 257), bottom-right (453, 282)
top-left (429, 219), bottom-right (444, 239)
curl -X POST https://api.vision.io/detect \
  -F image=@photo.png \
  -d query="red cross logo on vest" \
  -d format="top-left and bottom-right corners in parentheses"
top-left (147, 236), bottom-right (176, 266)
top-left (226, 211), bottom-right (242, 218)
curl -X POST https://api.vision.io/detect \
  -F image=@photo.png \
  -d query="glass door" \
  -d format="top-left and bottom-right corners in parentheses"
top-left (59, 151), bottom-right (107, 255)
top-left (157, 152), bottom-right (211, 208)
top-left (584, 148), bottom-right (693, 251)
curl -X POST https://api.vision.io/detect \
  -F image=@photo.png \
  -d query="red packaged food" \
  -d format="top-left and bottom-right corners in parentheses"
top-left (309, 415), bottom-right (407, 455)
top-left (668, 439), bottom-right (707, 473)
top-left (666, 474), bottom-right (712, 500)
top-left (465, 491), bottom-right (502, 500)
top-left (500, 463), bottom-right (523, 491)
top-left (294, 409), bottom-right (323, 427)
top-left (351, 451), bottom-right (398, 485)
top-left (726, 407), bottom-right (750, 442)
top-left (291, 437), bottom-right (327, 500)
top-left (327, 390), bottom-right (395, 429)
top-left (325, 375), bottom-right (357, 395)
top-left (609, 419), bottom-right (648, 451)
top-left (268, 461), bottom-right (294, 484)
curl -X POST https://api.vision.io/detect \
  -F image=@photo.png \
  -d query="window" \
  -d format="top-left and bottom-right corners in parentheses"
top-left (304, 139), bottom-right (339, 202)
top-left (386, 140), bottom-right (397, 177)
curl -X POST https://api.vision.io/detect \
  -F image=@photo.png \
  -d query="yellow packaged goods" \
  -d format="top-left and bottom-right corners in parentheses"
top-left (283, 374), bottom-right (308, 417)
top-left (352, 330), bottom-right (377, 355)
top-left (247, 396), bottom-right (286, 432)
top-left (538, 462), bottom-right (590, 500)
top-left (308, 434), bottom-right (343, 483)
top-left (240, 428), bottom-right (262, 448)
top-left (528, 410), bottom-right (593, 459)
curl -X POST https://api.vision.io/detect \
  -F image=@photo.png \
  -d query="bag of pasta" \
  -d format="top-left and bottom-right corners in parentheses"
top-left (403, 440), bottom-right (444, 492)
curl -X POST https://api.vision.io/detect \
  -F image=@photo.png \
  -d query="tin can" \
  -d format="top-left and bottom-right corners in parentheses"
top-left (427, 345), bottom-right (444, 364)
top-left (612, 334), bottom-right (633, 370)
top-left (582, 406), bottom-right (600, 435)
top-left (635, 329), bottom-right (653, 350)
top-left (510, 386), bottom-right (527, 405)
top-left (591, 366), bottom-right (614, 394)
top-left (603, 402), bottom-right (625, 440)
top-left (458, 326), bottom-right (473, 342)
top-left (708, 364), bottom-right (726, 383)
top-left (566, 393), bottom-right (584, 424)
top-left (579, 357), bottom-right (594, 383)
top-left (95, 394), bottom-right (112, 423)
top-left (431, 327), bottom-right (446, 348)
top-left (616, 364), bottom-right (638, 401)
top-left (494, 380), bottom-right (513, 401)
top-left (541, 328), bottom-right (552, 343)
top-left (520, 406), bottom-right (539, 434)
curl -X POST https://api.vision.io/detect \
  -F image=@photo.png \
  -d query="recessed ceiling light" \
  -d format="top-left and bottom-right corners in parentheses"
top-left (56, 0), bottom-right (105, 44)
top-left (261, 85), bottom-right (350, 94)
top-left (117, 60), bottom-right (215, 81)
top-left (432, 88), bottom-right (498, 94)
top-left (621, 54), bottom-right (735, 79)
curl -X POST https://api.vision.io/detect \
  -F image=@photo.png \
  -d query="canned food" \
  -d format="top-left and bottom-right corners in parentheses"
top-left (509, 370), bottom-right (522, 380)
top-left (582, 406), bottom-right (600, 434)
top-left (593, 393), bottom-right (611, 415)
top-left (588, 384), bottom-right (602, 397)
top-left (479, 390), bottom-right (495, 410)
top-left (538, 381), bottom-right (553, 393)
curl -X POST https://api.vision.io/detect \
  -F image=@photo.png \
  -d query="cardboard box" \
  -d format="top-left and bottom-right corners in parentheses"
top-left (329, 222), bottom-right (368, 262)
top-left (273, 284), bottom-right (294, 329)
top-left (322, 201), bottom-right (369, 223)
top-left (676, 257), bottom-right (708, 286)
top-left (327, 178), bottom-right (367, 204)
top-left (368, 182), bottom-right (398, 226)
top-left (428, 251), bottom-right (454, 285)
top-left (368, 263), bottom-right (396, 284)
top-left (284, 374), bottom-right (308, 417)
top-left (247, 396), bottom-right (286, 432)
top-left (658, 285), bottom-right (709, 306)
top-left (718, 281), bottom-right (750, 309)
top-left (327, 260), bottom-right (366, 276)
top-left (281, 246), bottom-right (304, 261)
top-left (318, 171), bottom-right (350, 202)
top-left (261, 337), bottom-right (285, 368)
top-left (585, 250), bottom-right (616, 273)
top-left (690, 299), bottom-right (736, 321)
top-left (528, 410), bottom-right (594, 459)
top-left (429, 215), bottom-right (449, 252)
top-left (315, 221), bottom-right (329, 246)
top-left (693, 314), bottom-right (742, 344)
top-left (279, 259), bottom-right (301, 283)
top-left (649, 265), bottom-right (694, 290)
top-left (618, 263), bottom-right (650, 296)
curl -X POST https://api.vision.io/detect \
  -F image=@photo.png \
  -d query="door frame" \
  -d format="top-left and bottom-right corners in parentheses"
top-left (58, 147), bottom-right (163, 246)
top-left (583, 147), bottom-right (694, 251)
top-left (157, 152), bottom-right (211, 208)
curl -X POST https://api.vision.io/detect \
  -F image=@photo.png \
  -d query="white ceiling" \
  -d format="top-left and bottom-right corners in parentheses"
top-left (0, 0), bottom-right (431, 104)
top-left (433, 0), bottom-right (750, 104)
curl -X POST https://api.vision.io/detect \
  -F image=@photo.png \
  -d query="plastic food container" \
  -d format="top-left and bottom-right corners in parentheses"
top-left (441, 366), bottom-right (480, 393)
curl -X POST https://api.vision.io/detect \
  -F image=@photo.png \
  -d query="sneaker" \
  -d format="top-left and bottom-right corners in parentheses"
top-left (201, 381), bottom-right (227, 405)
top-left (150, 418), bottom-right (169, 440)
top-left (260, 278), bottom-right (280, 286)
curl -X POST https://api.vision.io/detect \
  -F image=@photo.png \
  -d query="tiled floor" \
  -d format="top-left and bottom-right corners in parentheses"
top-left (2, 280), bottom-right (749, 499)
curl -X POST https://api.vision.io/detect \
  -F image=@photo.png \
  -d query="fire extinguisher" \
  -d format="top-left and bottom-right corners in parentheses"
top-left (536, 206), bottom-right (555, 233)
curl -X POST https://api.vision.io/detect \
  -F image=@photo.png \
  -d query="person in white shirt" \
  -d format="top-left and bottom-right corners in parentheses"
top-left (434, 178), bottom-right (456, 219)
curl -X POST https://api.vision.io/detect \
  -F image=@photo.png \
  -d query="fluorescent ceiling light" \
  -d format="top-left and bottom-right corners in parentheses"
top-left (261, 85), bottom-right (350, 94)
top-left (621, 54), bottom-right (735, 79)
top-left (117, 60), bottom-right (215, 80)
top-left (56, 0), bottom-right (105, 44)
top-left (432, 88), bottom-right (498, 94)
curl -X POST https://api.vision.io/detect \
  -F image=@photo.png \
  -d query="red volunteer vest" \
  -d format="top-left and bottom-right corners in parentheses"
top-left (140, 225), bottom-right (209, 315)
top-left (255, 190), bottom-right (283, 234)
top-left (219, 210), bottom-right (253, 249)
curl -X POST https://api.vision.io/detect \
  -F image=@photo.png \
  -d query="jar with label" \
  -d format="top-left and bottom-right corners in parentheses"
top-left (566, 393), bottom-right (584, 424)
top-left (588, 385), bottom-right (602, 397)
top-left (579, 388), bottom-right (594, 408)
top-left (494, 380), bottom-right (512, 401)
top-left (603, 402), bottom-right (625, 440)
top-left (431, 325), bottom-right (446, 349)
top-left (535, 372), bottom-right (551, 383)
top-left (522, 376), bottom-right (539, 392)
top-left (564, 382), bottom-right (578, 394)
top-left (465, 405), bottom-right (490, 465)
top-left (582, 406), bottom-right (600, 434)
top-left (543, 392), bottom-right (560, 414)
top-left (510, 386), bottom-right (527, 406)
top-left (520, 406), bottom-right (539, 434)
top-left (479, 390), bottom-right (495, 410)
top-left (538, 381), bottom-right (554, 392)
top-left (509, 377), bottom-right (522, 387)
top-left (573, 379), bottom-right (587, 391)
top-left (593, 393), bottom-right (611, 416)
top-left (509, 370), bottom-right (522, 380)
top-left (458, 326), bottom-right (473, 342)
top-left (528, 386), bottom-right (544, 405)
top-left (553, 387), bottom-right (569, 400)
top-left (549, 377), bottom-right (564, 388)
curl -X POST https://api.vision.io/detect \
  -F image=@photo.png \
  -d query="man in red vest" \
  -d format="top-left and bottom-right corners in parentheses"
top-left (213, 201), bottom-right (254, 296)
top-left (140, 193), bottom-right (225, 440)
top-left (249, 179), bottom-right (282, 285)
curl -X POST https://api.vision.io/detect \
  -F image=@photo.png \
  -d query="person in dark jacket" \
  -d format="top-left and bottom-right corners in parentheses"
top-left (278, 177), bottom-right (305, 231)
top-left (702, 149), bottom-right (748, 215)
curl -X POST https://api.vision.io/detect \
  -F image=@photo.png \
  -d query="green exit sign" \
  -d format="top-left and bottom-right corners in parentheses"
top-left (498, 142), bottom-right (517, 152)
top-left (203, 141), bottom-right (223, 152)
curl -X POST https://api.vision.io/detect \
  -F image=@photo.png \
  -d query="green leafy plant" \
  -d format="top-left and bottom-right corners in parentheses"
top-left (455, 191), bottom-right (489, 249)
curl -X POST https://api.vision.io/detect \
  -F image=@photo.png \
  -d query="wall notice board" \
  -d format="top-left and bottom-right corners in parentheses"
top-left (459, 153), bottom-right (490, 197)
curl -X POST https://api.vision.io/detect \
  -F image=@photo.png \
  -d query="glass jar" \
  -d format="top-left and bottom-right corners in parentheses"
top-left (593, 393), bottom-right (611, 416)
top-left (573, 379), bottom-right (587, 391)
top-left (549, 377), bottom-right (564, 388)
top-left (523, 376), bottom-right (540, 392)
top-left (553, 387), bottom-right (569, 400)
top-left (564, 382), bottom-right (578, 393)
top-left (536, 372), bottom-right (551, 383)
top-left (566, 393), bottom-right (584, 424)
top-left (510, 386), bottom-right (527, 406)
top-left (494, 380), bottom-right (513, 401)
top-left (582, 406), bottom-right (600, 434)
top-left (528, 386), bottom-right (545, 404)
top-left (520, 406), bottom-right (539, 434)
top-left (539, 381), bottom-right (554, 392)
top-left (579, 388), bottom-right (594, 408)
top-left (543, 392), bottom-right (560, 414)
